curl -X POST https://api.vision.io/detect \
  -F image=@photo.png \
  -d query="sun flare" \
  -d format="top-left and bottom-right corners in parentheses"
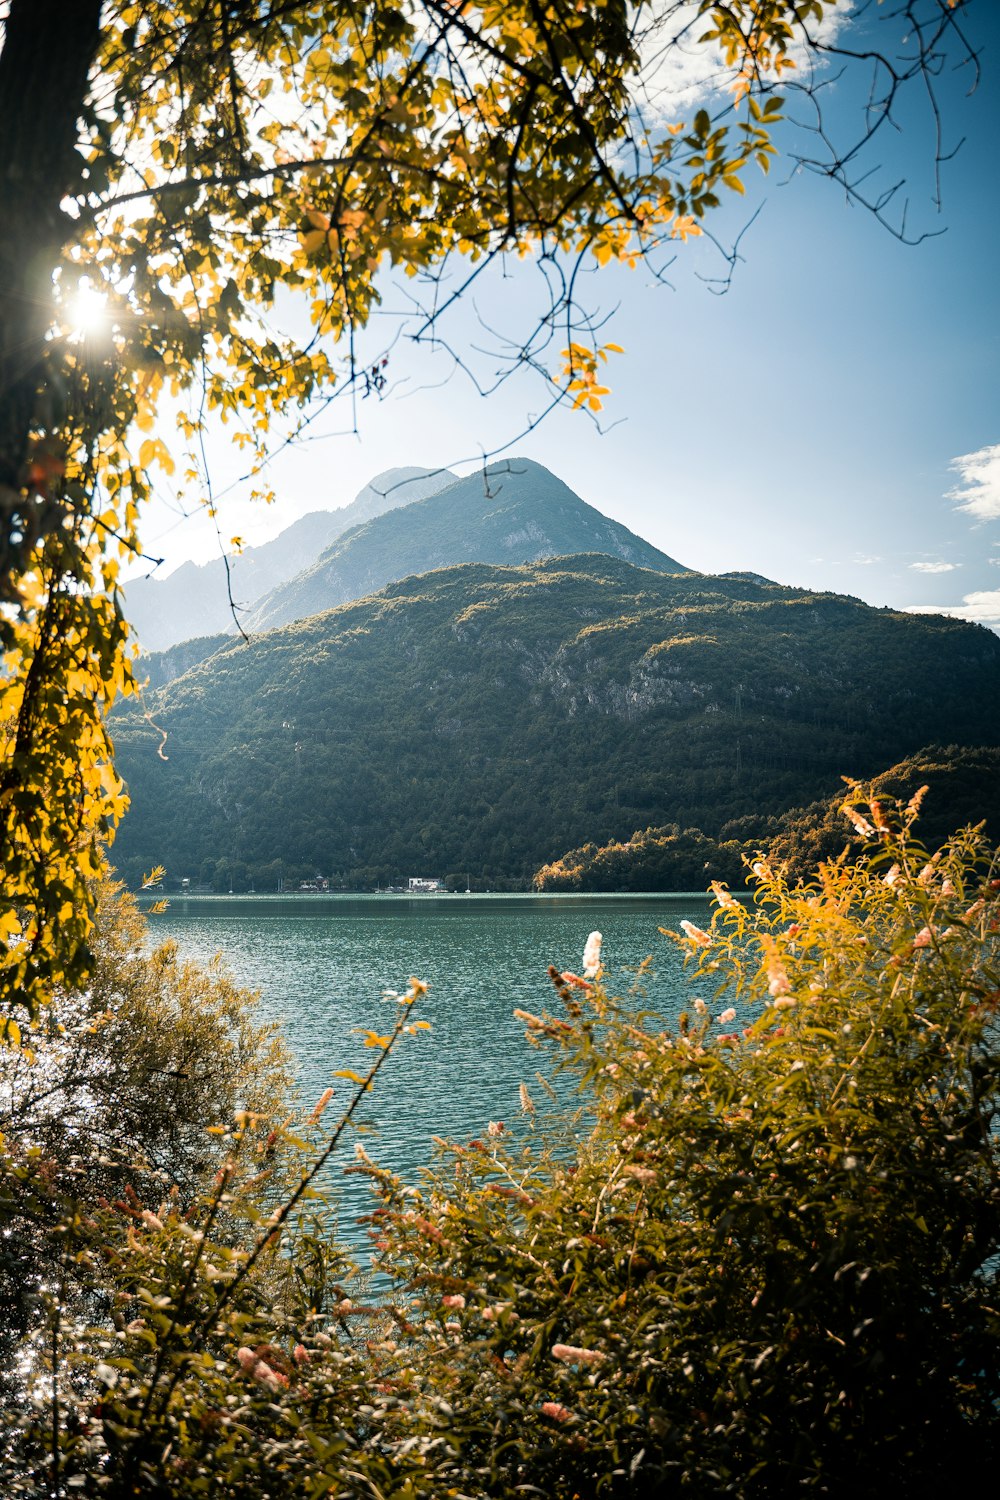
top-left (65, 282), bottom-right (108, 339)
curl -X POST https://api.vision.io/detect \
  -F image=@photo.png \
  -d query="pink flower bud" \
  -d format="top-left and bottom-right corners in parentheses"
top-left (541, 1401), bottom-right (575, 1423)
top-left (842, 805), bottom-right (875, 838)
top-left (236, 1347), bottom-right (288, 1394)
top-left (552, 1343), bottom-right (605, 1365)
top-left (308, 1087), bottom-right (335, 1124)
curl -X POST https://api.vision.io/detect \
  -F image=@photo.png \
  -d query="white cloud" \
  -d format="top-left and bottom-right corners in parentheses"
top-left (635, 1), bottom-right (854, 117)
top-left (905, 589), bottom-right (1000, 629)
top-left (908, 561), bottom-right (960, 574)
top-left (947, 442), bottom-right (1000, 521)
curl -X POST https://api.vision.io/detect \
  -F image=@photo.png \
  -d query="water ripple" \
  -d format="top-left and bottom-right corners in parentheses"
top-left (150, 894), bottom-right (710, 1252)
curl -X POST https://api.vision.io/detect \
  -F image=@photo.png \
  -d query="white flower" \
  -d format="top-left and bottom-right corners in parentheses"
top-left (582, 931), bottom-right (602, 977)
top-left (693, 997), bottom-right (708, 1016)
top-left (716, 1008), bottom-right (736, 1024)
top-left (842, 805), bottom-right (875, 838)
top-left (680, 920), bottom-right (711, 947)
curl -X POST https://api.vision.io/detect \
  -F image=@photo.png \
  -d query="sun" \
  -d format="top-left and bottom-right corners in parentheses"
top-left (64, 281), bottom-right (108, 340)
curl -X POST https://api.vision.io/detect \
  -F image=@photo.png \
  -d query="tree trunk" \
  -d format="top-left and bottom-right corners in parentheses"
top-left (0, 0), bottom-right (103, 592)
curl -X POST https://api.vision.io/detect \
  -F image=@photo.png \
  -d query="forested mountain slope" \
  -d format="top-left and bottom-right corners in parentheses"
top-left (123, 466), bottom-right (455, 651)
top-left (765, 744), bottom-right (1000, 876)
top-left (110, 558), bottom-right (1000, 890)
top-left (244, 458), bottom-right (687, 632)
top-left (534, 745), bottom-right (1000, 892)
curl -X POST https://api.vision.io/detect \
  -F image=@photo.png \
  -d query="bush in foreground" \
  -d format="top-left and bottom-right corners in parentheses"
top-left (372, 799), bottom-right (1000, 1495)
top-left (7, 803), bottom-right (1000, 1496)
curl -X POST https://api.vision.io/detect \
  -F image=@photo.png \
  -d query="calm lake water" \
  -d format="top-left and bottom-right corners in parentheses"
top-left (148, 893), bottom-right (711, 1248)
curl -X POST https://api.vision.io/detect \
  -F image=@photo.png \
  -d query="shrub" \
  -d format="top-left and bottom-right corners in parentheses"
top-left (7, 808), bottom-right (1000, 1496)
top-left (0, 874), bottom-right (296, 1485)
top-left (371, 800), bottom-right (1000, 1495)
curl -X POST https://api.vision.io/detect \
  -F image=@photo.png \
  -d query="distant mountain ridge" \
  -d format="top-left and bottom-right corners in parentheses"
top-left (123, 465), bottom-right (456, 651)
top-left (243, 458), bottom-right (688, 632)
top-left (111, 556), bottom-right (1000, 891)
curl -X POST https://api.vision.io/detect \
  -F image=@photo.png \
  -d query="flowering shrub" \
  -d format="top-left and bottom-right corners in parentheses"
top-left (6, 806), bottom-right (1000, 1496)
top-left (368, 801), bottom-right (1000, 1495)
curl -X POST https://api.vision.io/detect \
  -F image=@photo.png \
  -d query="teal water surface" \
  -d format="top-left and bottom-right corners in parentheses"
top-left (149, 893), bottom-right (710, 1246)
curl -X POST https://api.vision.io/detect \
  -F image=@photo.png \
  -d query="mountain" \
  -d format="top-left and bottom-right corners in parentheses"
top-left (244, 458), bottom-right (687, 632)
top-left (123, 466), bottom-right (455, 651)
top-left (109, 557), bottom-right (1000, 891)
top-left (140, 633), bottom-right (234, 690)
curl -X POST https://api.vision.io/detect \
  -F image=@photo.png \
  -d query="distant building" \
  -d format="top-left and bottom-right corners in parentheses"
top-left (408, 876), bottom-right (445, 892)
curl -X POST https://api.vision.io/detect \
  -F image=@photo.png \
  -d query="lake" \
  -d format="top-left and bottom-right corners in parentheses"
top-left (147, 892), bottom-right (711, 1249)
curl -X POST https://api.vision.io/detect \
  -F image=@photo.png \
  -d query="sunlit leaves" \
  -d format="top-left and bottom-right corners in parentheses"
top-left (365, 806), bottom-right (1000, 1495)
top-left (556, 340), bottom-right (624, 411)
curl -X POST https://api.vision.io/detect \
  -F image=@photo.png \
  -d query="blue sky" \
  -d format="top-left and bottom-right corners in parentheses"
top-left (137, 2), bottom-right (1000, 628)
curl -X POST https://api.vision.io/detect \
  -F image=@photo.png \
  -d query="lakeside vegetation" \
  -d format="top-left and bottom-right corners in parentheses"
top-left (535, 745), bottom-right (1000, 892)
top-left (3, 803), bottom-right (998, 1494)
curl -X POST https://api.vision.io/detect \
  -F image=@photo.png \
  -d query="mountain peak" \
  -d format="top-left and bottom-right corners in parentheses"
top-left (124, 464), bottom-right (456, 652)
top-left (245, 462), bottom-right (688, 633)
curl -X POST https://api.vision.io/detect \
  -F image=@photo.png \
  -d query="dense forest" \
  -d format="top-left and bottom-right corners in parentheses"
top-left (111, 557), bottom-right (1000, 891)
top-left (534, 746), bottom-right (1000, 890)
